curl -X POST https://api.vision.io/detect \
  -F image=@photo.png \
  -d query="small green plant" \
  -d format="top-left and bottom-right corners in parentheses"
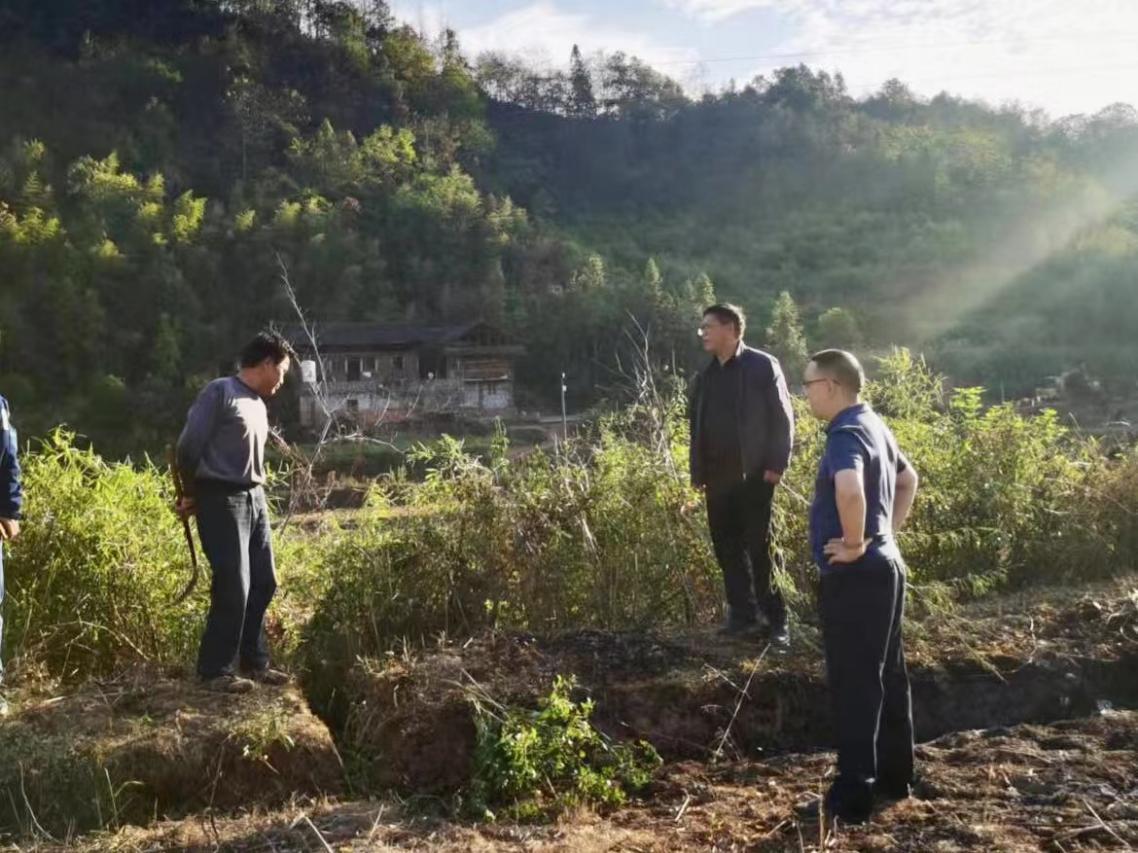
top-left (231, 707), bottom-right (297, 770)
top-left (466, 675), bottom-right (661, 821)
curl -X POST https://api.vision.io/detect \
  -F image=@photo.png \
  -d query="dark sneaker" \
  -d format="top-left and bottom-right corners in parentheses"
top-left (242, 667), bottom-right (290, 686)
top-left (768, 624), bottom-right (791, 651)
top-left (201, 674), bottom-right (255, 694)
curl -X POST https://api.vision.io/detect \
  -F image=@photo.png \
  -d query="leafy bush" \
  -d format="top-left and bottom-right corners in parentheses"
top-left (8, 354), bottom-right (1137, 691)
top-left (5, 430), bottom-right (200, 677)
top-left (466, 675), bottom-right (661, 820)
top-left (300, 409), bottom-right (720, 710)
top-left (773, 349), bottom-right (1137, 599)
top-left (4, 430), bottom-right (327, 680)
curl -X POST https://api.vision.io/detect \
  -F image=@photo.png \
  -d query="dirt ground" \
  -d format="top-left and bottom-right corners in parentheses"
top-left (38, 709), bottom-right (1138, 852)
top-left (3, 576), bottom-right (1136, 852)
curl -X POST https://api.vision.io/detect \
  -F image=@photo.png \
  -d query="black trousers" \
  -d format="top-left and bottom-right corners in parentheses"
top-left (705, 476), bottom-right (787, 629)
top-left (195, 483), bottom-right (277, 679)
top-left (820, 554), bottom-right (914, 809)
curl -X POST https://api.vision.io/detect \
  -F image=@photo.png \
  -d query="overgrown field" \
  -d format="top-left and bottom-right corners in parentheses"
top-left (2, 351), bottom-right (1136, 843)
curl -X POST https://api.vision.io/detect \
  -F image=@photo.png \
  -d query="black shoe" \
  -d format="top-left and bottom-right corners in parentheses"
top-left (821, 783), bottom-right (873, 824)
top-left (768, 624), bottom-right (790, 651)
top-left (873, 778), bottom-right (913, 800)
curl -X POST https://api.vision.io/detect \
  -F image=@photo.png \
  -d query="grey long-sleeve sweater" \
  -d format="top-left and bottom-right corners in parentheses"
top-left (176, 376), bottom-right (268, 495)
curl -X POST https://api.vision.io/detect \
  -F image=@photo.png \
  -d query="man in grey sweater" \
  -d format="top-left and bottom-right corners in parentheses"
top-left (176, 331), bottom-right (295, 693)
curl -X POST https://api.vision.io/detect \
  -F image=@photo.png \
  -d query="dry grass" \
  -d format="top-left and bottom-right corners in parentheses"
top-left (0, 668), bottom-right (344, 840)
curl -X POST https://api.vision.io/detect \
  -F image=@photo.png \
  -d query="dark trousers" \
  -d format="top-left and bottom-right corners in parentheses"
top-left (195, 484), bottom-right (277, 679)
top-left (820, 555), bottom-right (914, 811)
top-left (706, 476), bottom-right (787, 629)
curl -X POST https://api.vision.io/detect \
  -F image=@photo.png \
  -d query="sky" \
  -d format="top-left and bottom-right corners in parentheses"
top-left (386, 0), bottom-right (1138, 118)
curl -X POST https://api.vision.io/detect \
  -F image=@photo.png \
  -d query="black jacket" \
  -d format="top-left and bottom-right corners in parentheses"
top-left (688, 345), bottom-right (795, 487)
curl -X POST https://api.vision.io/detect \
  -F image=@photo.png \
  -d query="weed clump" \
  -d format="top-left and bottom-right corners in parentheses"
top-left (466, 675), bottom-right (661, 821)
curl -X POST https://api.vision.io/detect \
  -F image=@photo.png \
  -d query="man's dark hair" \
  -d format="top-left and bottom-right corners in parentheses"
top-left (239, 330), bottom-right (296, 368)
top-left (810, 349), bottom-right (865, 393)
top-left (703, 303), bottom-right (746, 338)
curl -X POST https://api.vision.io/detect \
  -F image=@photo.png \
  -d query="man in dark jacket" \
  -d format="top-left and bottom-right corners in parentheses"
top-left (0, 394), bottom-right (22, 716)
top-left (690, 304), bottom-right (795, 646)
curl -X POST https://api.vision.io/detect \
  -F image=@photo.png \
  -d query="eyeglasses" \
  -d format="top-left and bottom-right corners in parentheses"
top-left (697, 320), bottom-right (726, 334)
top-left (801, 377), bottom-right (838, 392)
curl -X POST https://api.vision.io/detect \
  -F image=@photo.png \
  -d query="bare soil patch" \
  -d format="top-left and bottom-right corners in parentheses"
top-left (48, 709), bottom-right (1138, 851)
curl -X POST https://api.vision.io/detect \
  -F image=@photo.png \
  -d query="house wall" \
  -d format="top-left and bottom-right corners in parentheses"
top-left (322, 352), bottom-right (419, 384)
top-left (298, 346), bottom-right (516, 428)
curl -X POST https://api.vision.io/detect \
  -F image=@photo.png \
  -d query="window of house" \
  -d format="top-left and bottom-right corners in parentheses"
top-left (393, 355), bottom-right (404, 370)
top-left (346, 398), bottom-right (360, 415)
top-left (347, 357), bottom-right (362, 381)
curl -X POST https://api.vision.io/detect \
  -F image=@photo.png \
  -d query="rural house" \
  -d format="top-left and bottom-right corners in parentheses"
top-left (287, 321), bottom-right (524, 428)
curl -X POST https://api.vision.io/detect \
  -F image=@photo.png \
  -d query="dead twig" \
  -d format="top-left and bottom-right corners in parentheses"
top-left (18, 762), bottom-right (55, 842)
top-left (712, 643), bottom-right (771, 762)
top-left (1081, 798), bottom-right (1132, 849)
top-left (288, 812), bottom-right (335, 853)
top-left (674, 792), bottom-right (692, 823)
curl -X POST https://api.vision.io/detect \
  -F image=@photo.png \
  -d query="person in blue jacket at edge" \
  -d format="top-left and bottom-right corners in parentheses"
top-left (0, 394), bottom-right (23, 717)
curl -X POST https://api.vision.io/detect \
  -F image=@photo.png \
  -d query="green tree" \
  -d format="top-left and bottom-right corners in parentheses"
top-left (689, 272), bottom-right (716, 308)
top-left (766, 291), bottom-right (808, 378)
top-left (568, 45), bottom-right (596, 118)
top-left (816, 306), bottom-right (862, 349)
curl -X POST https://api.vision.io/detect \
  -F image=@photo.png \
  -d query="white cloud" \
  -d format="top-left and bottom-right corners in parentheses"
top-left (666, 0), bottom-right (1138, 115)
top-left (661, 0), bottom-right (795, 24)
top-left (387, 1), bottom-right (452, 36)
top-left (391, 1), bottom-right (699, 79)
top-left (389, 0), bottom-right (1138, 115)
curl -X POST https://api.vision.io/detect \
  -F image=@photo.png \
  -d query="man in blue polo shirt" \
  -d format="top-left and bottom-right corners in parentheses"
top-left (803, 349), bottom-right (919, 824)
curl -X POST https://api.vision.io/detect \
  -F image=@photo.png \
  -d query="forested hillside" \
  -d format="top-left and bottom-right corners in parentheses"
top-left (1, 0), bottom-right (1136, 453)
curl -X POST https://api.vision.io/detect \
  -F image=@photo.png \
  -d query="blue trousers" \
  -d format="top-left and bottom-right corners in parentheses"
top-left (194, 483), bottom-right (277, 678)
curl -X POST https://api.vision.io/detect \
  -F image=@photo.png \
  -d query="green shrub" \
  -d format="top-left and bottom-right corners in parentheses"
top-left (5, 430), bottom-right (201, 677)
top-left (466, 675), bottom-right (661, 820)
top-left (773, 349), bottom-right (1136, 598)
top-left (300, 408), bottom-right (721, 713)
top-left (4, 430), bottom-right (327, 680)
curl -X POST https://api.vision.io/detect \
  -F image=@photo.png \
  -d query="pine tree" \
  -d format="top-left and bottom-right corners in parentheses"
top-left (642, 257), bottom-right (662, 301)
top-left (150, 313), bottom-right (182, 381)
top-left (569, 45), bottom-right (596, 118)
top-left (816, 307), bottom-right (862, 350)
top-left (689, 271), bottom-right (715, 308)
top-left (483, 259), bottom-right (507, 323)
top-left (766, 291), bottom-right (808, 379)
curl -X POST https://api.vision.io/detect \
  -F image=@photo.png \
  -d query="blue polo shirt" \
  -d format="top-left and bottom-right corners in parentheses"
top-left (810, 402), bottom-right (908, 574)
